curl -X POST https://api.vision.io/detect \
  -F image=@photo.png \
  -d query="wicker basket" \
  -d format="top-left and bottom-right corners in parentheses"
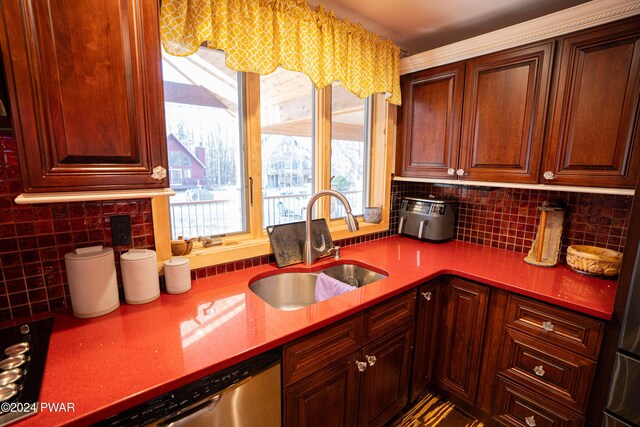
top-left (566, 245), bottom-right (622, 277)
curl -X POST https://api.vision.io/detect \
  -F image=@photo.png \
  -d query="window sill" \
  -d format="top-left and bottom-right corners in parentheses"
top-left (160, 219), bottom-right (390, 271)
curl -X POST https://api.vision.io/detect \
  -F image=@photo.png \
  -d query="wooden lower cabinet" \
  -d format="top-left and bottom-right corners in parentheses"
top-left (494, 377), bottom-right (584, 427)
top-left (284, 355), bottom-right (360, 427)
top-left (411, 280), bottom-right (442, 401)
top-left (435, 277), bottom-right (490, 404)
top-left (283, 291), bottom-right (415, 427)
top-left (359, 325), bottom-right (413, 427)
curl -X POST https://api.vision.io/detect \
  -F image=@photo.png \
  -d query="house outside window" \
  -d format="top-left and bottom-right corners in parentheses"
top-left (157, 47), bottom-right (393, 266)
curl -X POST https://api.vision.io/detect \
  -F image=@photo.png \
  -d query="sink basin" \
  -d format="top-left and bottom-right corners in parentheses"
top-left (249, 263), bottom-right (387, 310)
top-left (321, 264), bottom-right (387, 287)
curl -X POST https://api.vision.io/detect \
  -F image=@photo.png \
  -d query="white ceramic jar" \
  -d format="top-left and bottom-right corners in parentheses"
top-left (164, 257), bottom-right (191, 294)
top-left (120, 249), bottom-right (160, 304)
top-left (64, 246), bottom-right (119, 318)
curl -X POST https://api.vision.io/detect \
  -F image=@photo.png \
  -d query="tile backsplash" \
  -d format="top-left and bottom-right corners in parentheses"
top-left (0, 135), bottom-right (154, 322)
top-left (390, 181), bottom-right (632, 256)
top-left (1, 131), bottom-right (634, 321)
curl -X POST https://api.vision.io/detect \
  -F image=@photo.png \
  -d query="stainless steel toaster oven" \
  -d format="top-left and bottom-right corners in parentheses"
top-left (398, 197), bottom-right (456, 241)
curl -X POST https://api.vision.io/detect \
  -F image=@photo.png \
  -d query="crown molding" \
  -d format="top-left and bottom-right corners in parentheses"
top-left (400, 0), bottom-right (640, 75)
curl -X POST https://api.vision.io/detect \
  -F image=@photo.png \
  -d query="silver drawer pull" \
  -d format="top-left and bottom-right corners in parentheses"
top-left (365, 355), bottom-right (377, 366)
top-left (533, 365), bottom-right (545, 377)
top-left (525, 416), bottom-right (536, 426)
top-left (421, 291), bottom-right (432, 301)
top-left (542, 321), bottom-right (554, 332)
top-left (355, 360), bottom-right (367, 372)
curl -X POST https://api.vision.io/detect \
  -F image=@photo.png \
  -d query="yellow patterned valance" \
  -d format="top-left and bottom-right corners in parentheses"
top-left (160, 0), bottom-right (401, 105)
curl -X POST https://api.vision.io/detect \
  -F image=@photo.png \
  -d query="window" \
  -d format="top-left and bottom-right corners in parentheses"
top-left (154, 51), bottom-right (393, 266)
top-left (260, 68), bottom-right (314, 227)
top-left (330, 83), bottom-right (370, 218)
top-left (162, 47), bottom-right (246, 238)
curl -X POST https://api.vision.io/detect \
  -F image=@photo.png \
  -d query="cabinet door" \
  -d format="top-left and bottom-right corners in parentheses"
top-left (436, 277), bottom-right (489, 404)
top-left (459, 42), bottom-right (553, 183)
top-left (542, 19), bottom-right (640, 188)
top-left (284, 355), bottom-right (360, 427)
top-left (358, 325), bottom-right (413, 427)
top-left (0, 0), bottom-right (167, 192)
top-left (396, 62), bottom-right (464, 178)
top-left (411, 280), bottom-right (442, 402)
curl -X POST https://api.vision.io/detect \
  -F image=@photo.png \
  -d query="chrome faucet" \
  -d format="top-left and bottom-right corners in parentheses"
top-left (304, 190), bottom-right (359, 265)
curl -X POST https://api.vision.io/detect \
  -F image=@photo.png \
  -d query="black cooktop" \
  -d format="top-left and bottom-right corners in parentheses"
top-left (0, 317), bottom-right (53, 426)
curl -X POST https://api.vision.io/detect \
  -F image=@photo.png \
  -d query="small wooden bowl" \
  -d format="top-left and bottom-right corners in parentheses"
top-left (566, 245), bottom-right (622, 277)
top-left (171, 239), bottom-right (193, 256)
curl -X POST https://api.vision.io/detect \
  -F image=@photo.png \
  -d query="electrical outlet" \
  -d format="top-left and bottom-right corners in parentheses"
top-left (110, 215), bottom-right (132, 246)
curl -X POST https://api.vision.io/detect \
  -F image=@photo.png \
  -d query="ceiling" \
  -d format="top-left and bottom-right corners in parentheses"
top-left (308, 0), bottom-right (592, 54)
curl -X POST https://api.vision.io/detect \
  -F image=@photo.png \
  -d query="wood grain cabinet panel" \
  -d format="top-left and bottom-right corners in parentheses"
top-left (283, 291), bottom-right (415, 427)
top-left (506, 295), bottom-right (604, 359)
top-left (284, 355), bottom-right (360, 427)
top-left (459, 41), bottom-right (554, 183)
top-left (543, 19), bottom-right (640, 188)
top-left (283, 314), bottom-right (363, 386)
top-left (494, 377), bottom-right (584, 427)
top-left (364, 291), bottom-right (415, 342)
top-left (499, 329), bottom-right (597, 412)
top-left (359, 325), bottom-right (413, 427)
top-left (411, 280), bottom-right (443, 402)
top-left (0, 0), bottom-right (168, 192)
top-left (396, 62), bottom-right (464, 178)
top-left (435, 277), bottom-right (490, 404)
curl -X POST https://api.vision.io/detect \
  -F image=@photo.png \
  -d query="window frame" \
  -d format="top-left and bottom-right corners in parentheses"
top-left (153, 74), bottom-right (394, 270)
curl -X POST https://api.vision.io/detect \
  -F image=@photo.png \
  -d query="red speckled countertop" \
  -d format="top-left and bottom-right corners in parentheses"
top-left (12, 237), bottom-right (617, 426)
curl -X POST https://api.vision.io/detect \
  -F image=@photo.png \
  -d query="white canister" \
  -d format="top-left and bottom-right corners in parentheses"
top-left (65, 246), bottom-right (120, 318)
top-left (164, 257), bottom-right (191, 294)
top-left (120, 249), bottom-right (160, 304)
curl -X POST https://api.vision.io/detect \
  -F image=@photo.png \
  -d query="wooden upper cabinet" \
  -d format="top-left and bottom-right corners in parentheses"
top-left (396, 62), bottom-right (464, 178)
top-left (542, 19), bottom-right (640, 188)
top-left (0, 0), bottom-right (168, 192)
top-left (459, 42), bottom-right (554, 183)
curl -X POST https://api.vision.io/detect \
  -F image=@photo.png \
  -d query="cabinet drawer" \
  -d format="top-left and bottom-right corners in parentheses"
top-left (506, 295), bottom-right (603, 358)
top-left (364, 291), bottom-right (416, 342)
top-left (499, 329), bottom-right (596, 413)
top-left (284, 315), bottom-right (363, 386)
top-left (494, 377), bottom-right (584, 427)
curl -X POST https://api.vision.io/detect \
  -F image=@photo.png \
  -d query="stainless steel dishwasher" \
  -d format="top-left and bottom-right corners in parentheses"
top-left (98, 349), bottom-right (281, 426)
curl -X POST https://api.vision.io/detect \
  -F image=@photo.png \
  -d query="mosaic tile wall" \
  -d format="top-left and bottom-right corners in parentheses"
top-left (389, 181), bottom-right (633, 257)
top-left (0, 129), bottom-right (634, 320)
top-left (0, 135), bottom-right (155, 322)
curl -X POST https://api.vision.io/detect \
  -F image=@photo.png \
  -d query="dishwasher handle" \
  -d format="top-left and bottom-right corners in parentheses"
top-left (162, 395), bottom-right (221, 427)
top-left (159, 373), bottom-right (254, 426)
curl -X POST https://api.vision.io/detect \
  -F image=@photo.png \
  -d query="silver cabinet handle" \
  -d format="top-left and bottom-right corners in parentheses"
top-left (533, 365), bottom-right (545, 377)
top-left (525, 416), bottom-right (536, 427)
top-left (542, 321), bottom-right (554, 332)
top-left (447, 168), bottom-right (455, 176)
top-left (543, 171), bottom-right (556, 180)
top-left (421, 291), bottom-right (432, 301)
top-left (456, 168), bottom-right (465, 176)
top-left (355, 360), bottom-right (367, 372)
top-left (365, 355), bottom-right (376, 366)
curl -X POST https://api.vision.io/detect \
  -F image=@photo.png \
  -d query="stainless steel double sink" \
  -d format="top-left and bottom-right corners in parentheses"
top-left (249, 262), bottom-right (388, 311)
